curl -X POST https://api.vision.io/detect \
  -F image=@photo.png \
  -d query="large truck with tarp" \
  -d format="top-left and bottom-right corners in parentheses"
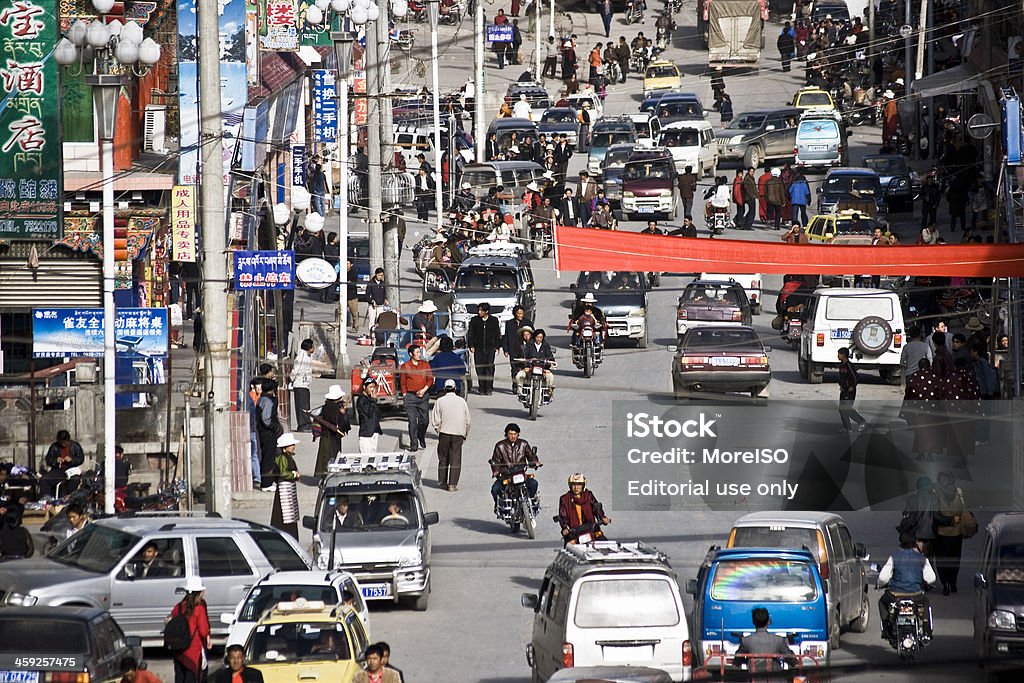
top-left (699, 0), bottom-right (767, 67)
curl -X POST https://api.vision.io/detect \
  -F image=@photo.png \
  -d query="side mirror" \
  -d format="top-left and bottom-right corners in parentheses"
top-left (974, 572), bottom-right (987, 589)
top-left (667, 345), bottom-right (678, 352)
top-left (569, 283), bottom-right (577, 290)
top-left (531, 445), bottom-right (539, 457)
top-left (125, 636), bottom-right (141, 648)
top-left (423, 511), bottom-right (440, 526)
top-left (765, 125), bottom-right (776, 131)
top-left (685, 578), bottom-right (698, 595)
top-left (220, 612), bottom-right (235, 625)
top-left (816, 187), bottom-right (822, 193)
top-left (854, 542), bottom-right (867, 559)
top-left (121, 564), bottom-right (137, 581)
top-left (522, 593), bottom-right (539, 610)
top-left (302, 515), bottom-right (316, 530)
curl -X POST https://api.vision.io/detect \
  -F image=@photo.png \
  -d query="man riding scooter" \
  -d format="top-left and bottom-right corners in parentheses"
top-left (557, 473), bottom-right (610, 546)
top-left (514, 328), bottom-right (556, 396)
top-left (567, 293), bottom-right (608, 348)
top-left (490, 423), bottom-right (542, 512)
top-left (877, 530), bottom-right (936, 644)
top-left (703, 175), bottom-right (732, 233)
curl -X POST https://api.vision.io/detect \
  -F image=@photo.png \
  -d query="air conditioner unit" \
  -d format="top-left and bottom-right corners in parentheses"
top-left (143, 104), bottom-right (168, 154)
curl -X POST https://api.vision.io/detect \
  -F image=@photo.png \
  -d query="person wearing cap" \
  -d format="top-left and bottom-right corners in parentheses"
top-left (356, 380), bottom-right (383, 453)
top-left (577, 100), bottom-right (592, 152)
top-left (269, 433), bottom-right (301, 538)
top-left (168, 576), bottom-right (211, 683)
top-left (313, 384), bottom-right (350, 477)
top-left (568, 293), bottom-right (606, 343)
top-left (430, 378), bottom-right (471, 491)
top-left (764, 167), bottom-right (786, 231)
top-left (513, 93), bottom-right (532, 119)
top-left (412, 300), bottom-right (442, 356)
top-left (400, 345), bottom-right (433, 452)
top-left (455, 181), bottom-right (476, 213)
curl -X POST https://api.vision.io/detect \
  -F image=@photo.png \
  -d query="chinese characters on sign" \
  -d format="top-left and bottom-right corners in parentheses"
top-left (32, 307), bottom-right (170, 358)
top-left (260, 0), bottom-right (299, 51)
top-left (353, 70), bottom-right (366, 125)
top-left (0, 0), bottom-right (61, 239)
top-left (292, 144), bottom-right (306, 188)
top-left (485, 24), bottom-right (513, 42)
top-left (312, 69), bottom-right (337, 143)
top-left (171, 186), bottom-right (197, 262)
top-left (233, 250), bottom-right (295, 290)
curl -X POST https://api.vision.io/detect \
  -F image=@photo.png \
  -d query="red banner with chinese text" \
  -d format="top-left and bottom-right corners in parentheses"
top-left (553, 227), bottom-right (1024, 277)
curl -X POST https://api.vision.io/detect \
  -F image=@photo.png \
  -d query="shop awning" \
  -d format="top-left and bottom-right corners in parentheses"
top-left (909, 63), bottom-right (983, 99)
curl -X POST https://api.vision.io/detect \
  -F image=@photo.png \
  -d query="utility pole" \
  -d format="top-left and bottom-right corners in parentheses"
top-left (429, 2), bottom-right (444, 232)
top-left (366, 19), bottom-right (385, 288)
top-left (376, 13), bottom-right (400, 308)
top-left (903, 0), bottom-right (913, 92)
top-left (198, 0), bottom-right (232, 514)
top-left (867, 0), bottom-right (875, 77)
top-left (475, 1), bottom-right (485, 162)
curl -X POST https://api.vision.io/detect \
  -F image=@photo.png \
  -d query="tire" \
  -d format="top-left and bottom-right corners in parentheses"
top-left (412, 579), bottom-right (430, 611)
top-left (743, 145), bottom-right (763, 169)
top-left (583, 347), bottom-right (594, 378)
top-left (522, 497), bottom-right (536, 539)
top-left (529, 380), bottom-right (541, 420)
top-left (638, 327), bottom-right (648, 349)
top-left (798, 354), bottom-right (809, 379)
top-left (882, 367), bottom-right (903, 385)
top-left (852, 315), bottom-right (893, 355)
top-left (829, 607), bottom-right (841, 650)
top-left (849, 590), bottom-right (870, 633)
top-left (809, 361), bottom-right (823, 384)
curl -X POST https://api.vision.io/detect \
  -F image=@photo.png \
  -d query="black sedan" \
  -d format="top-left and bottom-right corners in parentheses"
top-left (537, 107), bottom-right (581, 147)
top-left (863, 154), bottom-right (919, 212)
top-left (671, 325), bottom-right (771, 401)
top-left (0, 607), bottom-right (143, 683)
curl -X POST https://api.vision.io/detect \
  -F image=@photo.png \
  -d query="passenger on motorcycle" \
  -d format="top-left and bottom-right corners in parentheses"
top-left (568, 295), bottom-right (607, 346)
top-left (558, 473), bottom-right (610, 545)
top-left (877, 530), bottom-right (936, 642)
top-left (703, 175), bottom-right (732, 220)
top-left (454, 182), bottom-right (476, 213)
top-left (515, 328), bottom-right (556, 393)
top-left (490, 423), bottom-right (542, 506)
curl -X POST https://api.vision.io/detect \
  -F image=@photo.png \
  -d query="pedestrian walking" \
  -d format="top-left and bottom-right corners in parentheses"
top-left (919, 173), bottom-right (941, 228)
top-left (365, 267), bottom-right (388, 333)
top-left (511, 20), bottom-right (522, 64)
top-left (599, 0), bottom-right (613, 37)
top-left (467, 303), bottom-right (501, 395)
top-left (542, 36), bottom-right (558, 79)
top-left (167, 577), bottom-right (211, 683)
top-left (577, 101), bottom-right (592, 151)
top-left (741, 167), bottom-right (758, 229)
top-left (934, 470), bottom-right (976, 595)
top-left (717, 91), bottom-right (733, 124)
top-left (247, 379), bottom-right (265, 490)
top-left (615, 36), bottom-right (630, 83)
top-left (209, 645), bottom-right (263, 683)
top-left (354, 645), bottom-right (401, 683)
top-left (788, 172), bottom-right (810, 226)
top-left (306, 156), bottom-right (328, 216)
top-left (313, 384), bottom-right (350, 476)
top-left (431, 379), bottom-right (472, 491)
top-left (400, 345), bottom-right (433, 452)
top-left (415, 167), bottom-right (434, 222)
top-left (732, 169), bottom-right (744, 226)
top-left (943, 356), bottom-right (981, 465)
top-left (255, 380), bottom-right (283, 487)
top-left (356, 380), bottom-right (383, 453)
top-left (588, 44), bottom-right (602, 85)
top-left (710, 66), bottom-right (725, 99)
top-left (900, 476), bottom-right (940, 560)
top-left (764, 168), bottom-right (786, 230)
top-left (290, 338), bottom-right (316, 432)
top-left (558, 187), bottom-right (582, 226)
top-left (837, 347), bottom-right (866, 432)
top-left (677, 166), bottom-right (698, 218)
top-left (777, 23), bottom-right (795, 72)
top-left (345, 260), bottom-right (360, 331)
top-left (270, 433), bottom-right (301, 539)
top-left (578, 171), bottom-right (598, 224)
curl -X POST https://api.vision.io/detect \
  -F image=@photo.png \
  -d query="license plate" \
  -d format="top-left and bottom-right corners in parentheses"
top-left (532, 367), bottom-right (543, 375)
top-left (831, 328), bottom-right (852, 339)
top-left (512, 473), bottom-right (526, 484)
top-left (711, 356), bottom-right (740, 366)
top-left (603, 645), bottom-right (652, 662)
top-left (582, 329), bottom-right (594, 337)
top-left (0, 674), bottom-right (39, 683)
top-left (360, 584), bottom-right (391, 599)
top-left (809, 144), bottom-right (828, 151)
top-left (608, 328), bottom-right (623, 336)
top-left (637, 206), bottom-right (656, 214)
top-left (577, 533), bottom-right (593, 543)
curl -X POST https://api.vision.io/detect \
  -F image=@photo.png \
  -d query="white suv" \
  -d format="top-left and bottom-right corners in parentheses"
top-left (798, 287), bottom-right (905, 384)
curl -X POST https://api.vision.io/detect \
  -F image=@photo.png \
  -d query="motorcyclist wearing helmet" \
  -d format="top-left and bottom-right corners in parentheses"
top-left (877, 530), bottom-right (936, 642)
top-left (558, 473), bottom-right (610, 545)
top-left (454, 182), bottom-right (476, 213)
top-left (490, 423), bottom-right (542, 506)
top-left (515, 328), bottom-right (556, 394)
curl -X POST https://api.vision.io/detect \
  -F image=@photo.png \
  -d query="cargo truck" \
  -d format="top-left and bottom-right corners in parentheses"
top-left (698, 0), bottom-right (767, 67)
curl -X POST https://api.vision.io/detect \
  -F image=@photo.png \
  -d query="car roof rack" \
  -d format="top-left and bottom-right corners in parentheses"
top-left (119, 510), bottom-right (221, 520)
top-left (327, 452), bottom-right (416, 474)
top-left (561, 540), bottom-right (669, 564)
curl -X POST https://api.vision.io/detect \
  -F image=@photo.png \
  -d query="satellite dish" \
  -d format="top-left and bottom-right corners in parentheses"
top-left (295, 258), bottom-right (338, 289)
top-left (899, 24), bottom-right (913, 39)
top-left (967, 113), bottom-right (996, 140)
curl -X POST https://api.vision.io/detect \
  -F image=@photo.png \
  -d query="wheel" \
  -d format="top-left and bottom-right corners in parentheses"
top-left (412, 579), bottom-right (430, 611)
top-left (798, 354), bottom-right (809, 379)
top-left (522, 497), bottom-right (537, 539)
top-left (852, 315), bottom-right (893, 355)
top-left (532, 666), bottom-right (543, 683)
top-left (743, 145), bottom-right (763, 169)
top-left (638, 327), bottom-right (648, 349)
top-left (882, 367), bottom-right (903, 385)
top-left (529, 381), bottom-right (541, 420)
top-left (849, 590), bottom-right (870, 633)
top-left (829, 607), bottom-right (841, 649)
top-left (672, 376), bottom-right (689, 402)
top-left (809, 361), bottom-right (824, 384)
top-left (583, 348), bottom-right (594, 378)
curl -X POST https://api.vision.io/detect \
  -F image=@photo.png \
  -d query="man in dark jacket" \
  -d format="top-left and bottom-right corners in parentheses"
top-left (357, 380), bottom-right (383, 453)
top-left (777, 23), bottom-right (795, 72)
top-left (677, 166), bottom-right (698, 218)
top-left (614, 36), bottom-right (630, 83)
top-left (741, 167), bottom-right (759, 229)
top-left (41, 429), bottom-right (85, 498)
top-left (734, 608), bottom-right (799, 673)
top-left (837, 347), bottom-right (866, 432)
top-left (502, 305), bottom-right (534, 379)
top-left (209, 646), bottom-right (264, 683)
top-left (558, 187), bottom-right (582, 227)
top-left (764, 168), bottom-right (787, 230)
top-left (466, 303), bottom-right (501, 395)
top-left (490, 423), bottom-right (541, 504)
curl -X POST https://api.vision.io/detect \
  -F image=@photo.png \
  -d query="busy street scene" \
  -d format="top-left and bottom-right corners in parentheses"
top-left (0, 0), bottom-right (1023, 682)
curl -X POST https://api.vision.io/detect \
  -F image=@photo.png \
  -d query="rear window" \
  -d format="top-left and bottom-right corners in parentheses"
top-left (731, 526), bottom-right (820, 562)
top-left (461, 169), bottom-right (496, 188)
top-left (0, 619), bottom-right (89, 654)
top-left (592, 131), bottom-right (633, 148)
top-left (797, 91), bottom-right (832, 107)
top-left (542, 110), bottom-right (577, 123)
top-left (656, 101), bottom-right (701, 120)
top-left (710, 559), bottom-right (818, 602)
top-left (684, 328), bottom-right (761, 350)
top-left (574, 578), bottom-right (680, 628)
top-left (239, 585), bottom-right (338, 622)
top-left (660, 128), bottom-right (700, 147)
top-left (646, 65), bottom-right (678, 79)
top-left (824, 296), bottom-right (894, 321)
top-left (680, 285), bottom-right (742, 306)
top-left (249, 531), bottom-right (309, 571)
top-left (798, 120), bottom-right (839, 139)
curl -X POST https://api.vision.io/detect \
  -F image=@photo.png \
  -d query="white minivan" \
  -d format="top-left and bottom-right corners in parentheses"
top-left (659, 121), bottom-right (719, 177)
top-left (522, 541), bottom-right (692, 682)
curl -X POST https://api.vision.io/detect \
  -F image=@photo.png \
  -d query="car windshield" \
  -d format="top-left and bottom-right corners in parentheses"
top-left (730, 527), bottom-right (821, 563)
top-left (834, 216), bottom-right (881, 233)
top-left (0, 619), bottom-right (90, 654)
top-left (657, 101), bottom-right (701, 120)
top-left (591, 131), bottom-right (633, 148)
top-left (683, 328), bottom-right (761, 350)
top-left (797, 91), bottom-right (832, 106)
top-left (247, 621), bottom-right (352, 663)
top-left (542, 110), bottom-right (576, 124)
top-left (603, 149), bottom-right (636, 168)
top-left (824, 296), bottom-right (895, 321)
top-left (455, 267), bottom-right (518, 291)
top-left (577, 271), bottom-right (644, 290)
top-left (995, 544), bottom-right (1024, 582)
top-left (680, 286), bottom-right (741, 306)
top-left (824, 175), bottom-right (882, 196)
top-left (711, 559), bottom-right (818, 602)
top-left (48, 524), bottom-right (141, 573)
top-left (574, 578), bottom-right (680, 628)
top-left (646, 65), bottom-right (678, 79)
top-left (318, 490), bottom-right (418, 532)
top-left (660, 128), bottom-right (700, 147)
top-left (797, 120), bottom-right (839, 139)
top-left (731, 113), bottom-right (768, 130)
top-left (622, 160), bottom-right (673, 180)
top-left (239, 586), bottom-right (339, 622)
top-left (863, 157), bottom-right (908, 175)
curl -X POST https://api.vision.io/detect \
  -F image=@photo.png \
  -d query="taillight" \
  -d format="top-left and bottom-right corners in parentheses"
top-left (894, 333), bottom-right (903, 348)
top-left (817, 529), bottom-right (830, 581)
top-left (741, 356), bottom-right (769, 366)
top-left (731, 311), bottom-right (742, 321)
top-left (816, 333), bottom-right (825, 347)
top-left (45, 674), bottom-right (89, 683)
top-left (562, 643), bottom-right (574, 668)
top-left (793, 147), bottom-right (798, 156)
top-left (681, 356), bottom-right (710, 365)
top-left (683, 639), bottom-right (693, 667)
top-left (677, 308), bottom-right (687, 319)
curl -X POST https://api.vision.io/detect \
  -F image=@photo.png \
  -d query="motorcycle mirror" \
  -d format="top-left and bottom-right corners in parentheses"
top-left (531, 446), bottom-right (538, 456)
top-left (551, 515), bottom-right (559, 523)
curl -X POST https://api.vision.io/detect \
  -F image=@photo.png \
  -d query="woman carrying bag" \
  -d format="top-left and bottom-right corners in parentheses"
top-left (271, 433), bottom-right (301, 540)
top-left (934, 470), bottom-right (978, 595)
top-left (167, 576), bottom-right (211, 683)
top-left (313, 384), bottom-right (350, 477)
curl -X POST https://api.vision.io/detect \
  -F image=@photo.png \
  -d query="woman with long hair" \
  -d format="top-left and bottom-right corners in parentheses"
top-left (169, 577), bottom-right (211, 683)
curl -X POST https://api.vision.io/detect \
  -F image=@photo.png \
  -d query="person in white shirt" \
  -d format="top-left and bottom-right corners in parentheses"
top-left (291, 339), bottom-right (316, 431)
top-left (512, 94), bottom-right (532, 120)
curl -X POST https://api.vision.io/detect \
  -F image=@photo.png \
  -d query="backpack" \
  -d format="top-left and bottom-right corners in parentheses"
top-left (163, 610), bottom-right (193, 651)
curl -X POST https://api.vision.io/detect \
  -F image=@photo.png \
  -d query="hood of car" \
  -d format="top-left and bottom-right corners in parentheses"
top-left (990, 582), bottom-right (1024, 610)
top-left (588, 291), bottom-right (646, 314)
top-left (622, 179), bottom-right (671, 194)
top-left (330, 530), bottom-right (421, 566)
top-left (0, 557), bottom-right (104, 595)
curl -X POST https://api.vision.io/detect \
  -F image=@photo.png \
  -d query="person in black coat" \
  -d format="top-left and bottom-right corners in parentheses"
top-left (558, 188), bottom-right (582, 227)
top-left (209, 646), bottom-right (264, 683)
top-left (466, 303), bottom-right (501, 395)
top-left (777, 23), bottom-right (795, 72)
top-left (356, 380), bottom-right (384, 453)
top-left (502, 305), bottom-right (534, 382)
top-left (40, 430), bottom-right (85, 498)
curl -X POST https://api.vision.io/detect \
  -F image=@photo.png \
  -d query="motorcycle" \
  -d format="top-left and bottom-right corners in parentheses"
top-left (603, 60), bottom-right (621, 85)
top-left (625, 0), bottom-right (644, 24)
top-left (882, 595), bottom-right (932, 662)
top-left (515, 357), bottom-right (556, 420)
top-left (557, 517), bottom-right (608, 546)
top-left (781, 311), bottom-right (803, 349)
top-left (491, 460), bottom-right (541, 538)
top-left (665, 0), bottom-right (682, 13)
top-left (705, 205), bottom-right (729, 235)
top-left (391, 28), bottom-right (415, 53)
top-left (937, 287), bottom-right (991, 326)
top-left (655, 25), bottom-right (670, 51)
top-left (570, 319), bottom-right (603, 378)
top-left (408, 0), bottom-right (428, 21)
top-left (438, 3), bottom-right (461, 24)
top-left (629, 48), bottom-right (650, 74)
top-left (528, 216), bottom-right (553, 259)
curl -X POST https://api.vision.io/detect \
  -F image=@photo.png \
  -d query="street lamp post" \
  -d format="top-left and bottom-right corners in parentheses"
top-left (55, 5), bottom-right (160, 515)
top-left (428, 1), bottom-right (444, 230)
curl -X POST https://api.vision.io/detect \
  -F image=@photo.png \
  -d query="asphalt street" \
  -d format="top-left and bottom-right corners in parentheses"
top-left (144, 2), bottom-right (1004, 682)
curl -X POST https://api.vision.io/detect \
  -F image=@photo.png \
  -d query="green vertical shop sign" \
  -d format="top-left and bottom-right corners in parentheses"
top-left (0, 0), bottom-right (62, 239)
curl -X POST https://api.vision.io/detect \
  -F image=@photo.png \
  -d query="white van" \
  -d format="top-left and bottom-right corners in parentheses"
top-left (522, 541), bottom-right (692, 682)
top-left (393, 125), bottom-right (475, 170)
top-left (798, 287), bottom-right (906, 384)
top-left (659, 121), bottom-right (719, 177)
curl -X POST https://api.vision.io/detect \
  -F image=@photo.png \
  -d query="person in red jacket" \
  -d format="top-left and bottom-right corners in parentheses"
top-left (558, 473), bottom-right (610, 545)
top-left (170, 577), bottom-right (211, 683)
top-left (732, 170), bottom-right (744, 226)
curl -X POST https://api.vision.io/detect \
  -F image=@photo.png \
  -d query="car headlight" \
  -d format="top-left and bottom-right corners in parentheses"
top-left (623, 191), bottom-right (635, 198)
top-left (398, 551), bottom-right (423, 567)
top-left (729, 135), bottom-right (744, 145)
top-left (451, 302), bottom-right (466, 314)
top-left (897, 178), bottom-right (909, 187)
top-left (4, 592), bottom-right (37, 607)
top-left (629, 308), bottom-right (646, 317)
top-left (988, 610), bottom-right (1017, 630)
top-left (659, 189), bottom-right (672, 197)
